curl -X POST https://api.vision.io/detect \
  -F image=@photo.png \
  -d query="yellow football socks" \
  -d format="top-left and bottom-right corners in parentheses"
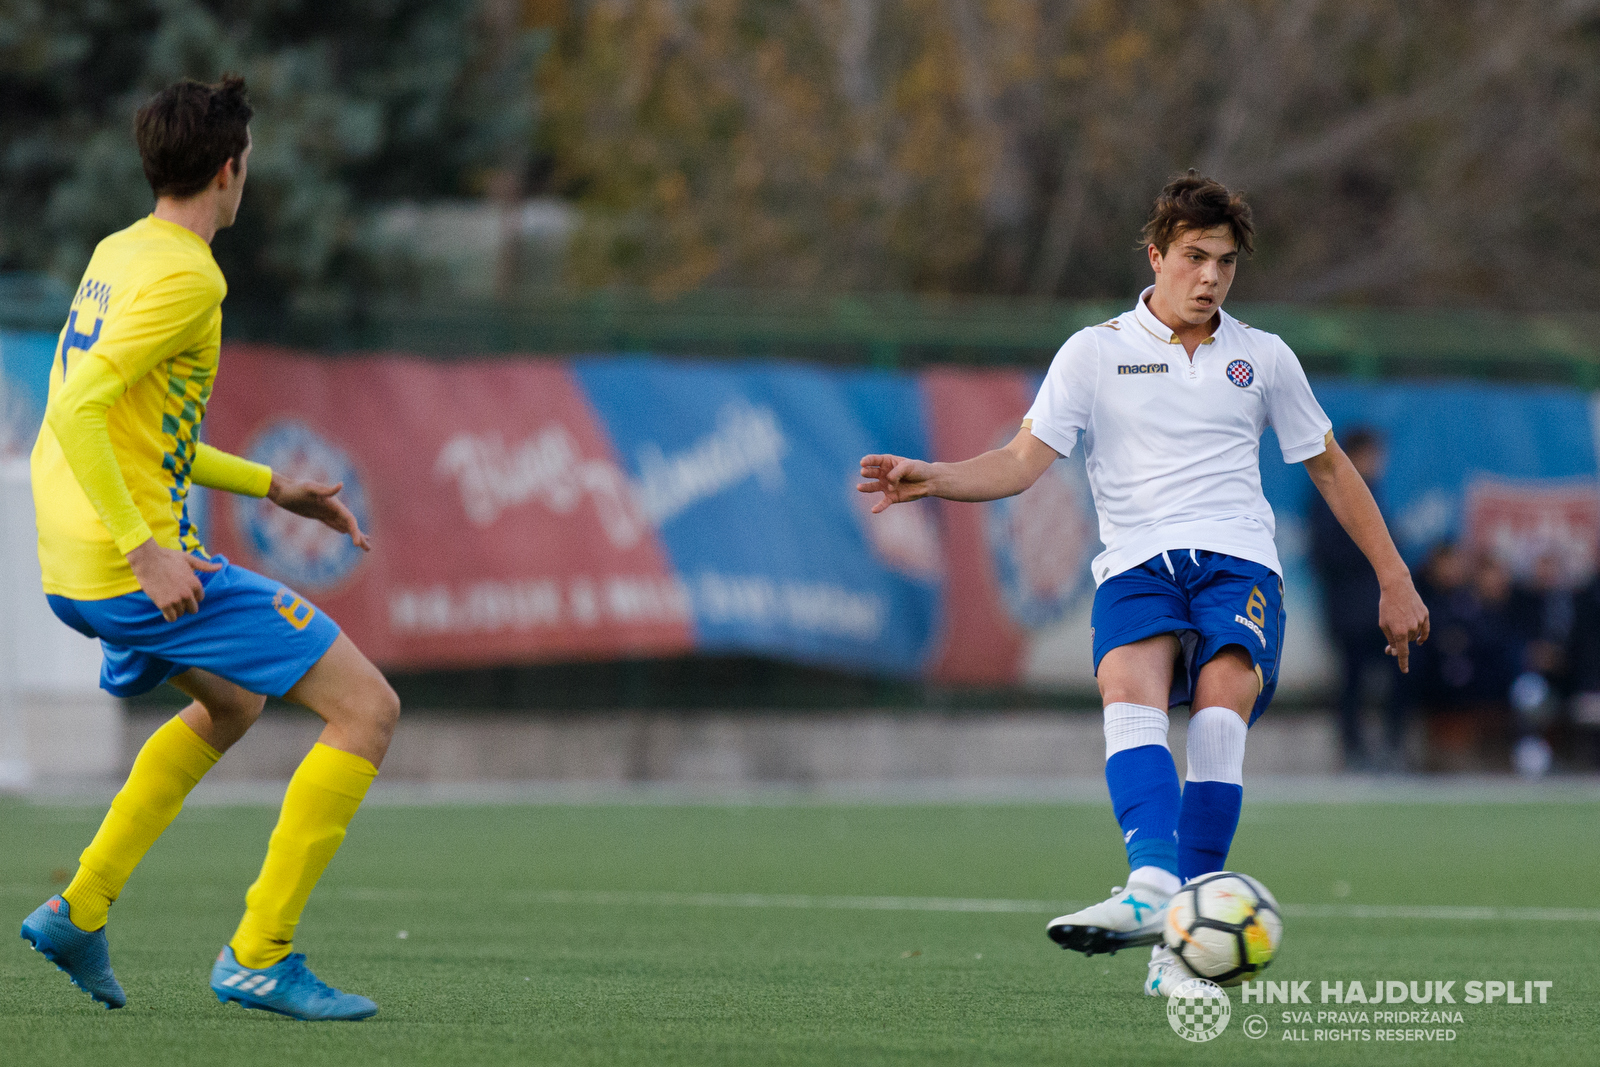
top-left (229, 743), bottom-right (377, 969)
top-left (61, 715), bottom-right (221, 931)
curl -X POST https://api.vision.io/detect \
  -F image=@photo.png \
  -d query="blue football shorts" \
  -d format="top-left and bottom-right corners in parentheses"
top-left (47, 557), bottom-right (341, 699)
top-left (1090, 549), bottom-right (1285, 724)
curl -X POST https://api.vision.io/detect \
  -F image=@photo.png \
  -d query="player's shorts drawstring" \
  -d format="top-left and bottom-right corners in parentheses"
top-left (1162, 551), bottom-right (1175, 577)
top-left (1190, 549), bottom-right (1198, 566)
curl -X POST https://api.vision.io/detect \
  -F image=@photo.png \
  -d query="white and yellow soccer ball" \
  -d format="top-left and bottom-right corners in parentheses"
top-left (1163, 871), bottom-right (1283, 986)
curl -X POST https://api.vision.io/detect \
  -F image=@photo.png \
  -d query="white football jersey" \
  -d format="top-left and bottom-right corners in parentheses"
top-left (1024, 287), bottom-right (1332, 584)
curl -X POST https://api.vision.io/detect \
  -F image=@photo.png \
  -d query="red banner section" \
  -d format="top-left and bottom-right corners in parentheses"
top-left (1464, 476), bottom-right (1600, 585)
top-left (922, 369), bottom-right (1034, 685)
top-left (203, 345), bottom-right (692, 669)
top-left (923, 368), bottom-right (1106, 687)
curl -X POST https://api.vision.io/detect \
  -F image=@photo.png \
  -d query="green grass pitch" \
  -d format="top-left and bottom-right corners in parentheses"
top-left (2, 795), bottom-right (1596, 1066)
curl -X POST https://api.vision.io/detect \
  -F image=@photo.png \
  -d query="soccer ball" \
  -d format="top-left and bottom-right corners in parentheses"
top-left (1163, 871), bottom-right (1283, 986)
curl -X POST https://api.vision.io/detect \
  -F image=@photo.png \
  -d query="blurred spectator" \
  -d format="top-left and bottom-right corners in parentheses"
top-left (1466, 556), bottom-right (1522, 704)
top-left (1308, 428), bottom-right (1401, 770)
top-left (1506, 552), bottom-right (1575, 777)
top-left (1509, 552), bottom-right (1574, 680)
top-left (1407, 545), bottom-right (1523, 771)
top-left (1563, 562), bottom-right (1600, 768)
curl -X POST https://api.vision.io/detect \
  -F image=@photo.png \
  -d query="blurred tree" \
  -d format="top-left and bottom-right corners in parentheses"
top-left (0, 0), bottom-right (544, 309)
top-left (545, 0), bottom-right (1600, 310)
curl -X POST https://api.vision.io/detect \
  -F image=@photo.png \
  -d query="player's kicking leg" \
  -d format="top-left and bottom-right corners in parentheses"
top-left (1144, 643), bottom-right (1260, 995)
top-left (210, 632), bottom-right (398, 1022)
top-left (1048, 633), bottom-right (1185, 956)
top-left (22, 670), bottom-right (264, 1008)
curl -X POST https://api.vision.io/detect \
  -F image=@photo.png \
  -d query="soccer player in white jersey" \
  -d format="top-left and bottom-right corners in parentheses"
top-left (858, 172), bottom-right (1429, 995)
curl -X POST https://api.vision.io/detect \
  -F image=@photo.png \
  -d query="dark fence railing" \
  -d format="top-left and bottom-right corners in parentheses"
top-left (9, 273), bottom-right (1600, 385)
top-left (226, 293), bottom-right (1600, 386)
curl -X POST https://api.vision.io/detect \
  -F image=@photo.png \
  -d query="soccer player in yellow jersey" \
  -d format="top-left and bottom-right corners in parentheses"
top-left (19, 77), bottom-right (399, 1022)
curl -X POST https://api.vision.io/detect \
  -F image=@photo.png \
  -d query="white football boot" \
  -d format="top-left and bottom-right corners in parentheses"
top-left (1145, 942), bottom-right (1196, 997)
top-left (1046, 876), bottom-right (1171, 956)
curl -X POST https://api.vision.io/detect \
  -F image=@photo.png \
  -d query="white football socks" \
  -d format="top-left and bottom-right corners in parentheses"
top-left (1186, 705), bottom-right (1248, 785)
top-left (1103, 702), bottom-right (1170, 758)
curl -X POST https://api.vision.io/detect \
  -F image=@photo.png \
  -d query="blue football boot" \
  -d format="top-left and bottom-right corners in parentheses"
top-left (20, 896), bottom-right (127, 1008)
top-left (210, 946), bottom-right (377, 1021)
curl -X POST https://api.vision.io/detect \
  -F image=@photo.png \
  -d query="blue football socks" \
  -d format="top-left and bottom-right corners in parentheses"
top-left (1179, 705), bottom-right (1249, 880)
top-left (1103, 703), bottom-right (1181, 879)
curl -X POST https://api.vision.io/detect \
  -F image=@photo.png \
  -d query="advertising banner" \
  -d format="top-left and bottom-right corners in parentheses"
top-left (572, 358), bottom-right (941, 675)
top-left (199, 346), bottom-right (693, 668)
top-left (3, 329), bottom-right (1597, 690)
top-left (198, 347), bottom-right (939, 676)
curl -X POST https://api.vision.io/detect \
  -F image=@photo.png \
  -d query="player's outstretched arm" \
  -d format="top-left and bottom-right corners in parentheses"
top-left (266, 472), bottom-right (371, 551)
top-left (191, 442), bottom-right (369, 549)
top-left (1303, 439), bottom-right (1430, 672)
top-left (858, 427), bottom-right (1059, 514)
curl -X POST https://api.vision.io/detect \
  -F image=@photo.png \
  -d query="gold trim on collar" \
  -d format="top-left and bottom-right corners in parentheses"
top-left (1136, 316), bottom-right (1183, 345)
top-left (1136, 319), bottom-right (1218, 345)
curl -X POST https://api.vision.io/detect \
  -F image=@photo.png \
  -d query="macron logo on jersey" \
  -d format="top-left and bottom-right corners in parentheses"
top-left (1117, 363), bottom-right (1169, 375)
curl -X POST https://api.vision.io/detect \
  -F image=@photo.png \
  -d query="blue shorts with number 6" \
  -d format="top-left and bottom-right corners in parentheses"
top-left (1091, 549), bottom-right (1285, 725)
top-left (47, 557), bottom-right (340, 699)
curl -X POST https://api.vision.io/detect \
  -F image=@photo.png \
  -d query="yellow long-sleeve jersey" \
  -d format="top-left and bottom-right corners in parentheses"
top-left (31, 215), bottom-right (272, 600)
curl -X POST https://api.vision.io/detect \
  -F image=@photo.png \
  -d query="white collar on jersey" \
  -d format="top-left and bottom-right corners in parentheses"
top-left (1132, 285), bottom-right (1221, 346)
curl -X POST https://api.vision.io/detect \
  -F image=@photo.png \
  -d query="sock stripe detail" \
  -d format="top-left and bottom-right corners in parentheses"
top-left (1103, 702), bottom-right (1169, 759)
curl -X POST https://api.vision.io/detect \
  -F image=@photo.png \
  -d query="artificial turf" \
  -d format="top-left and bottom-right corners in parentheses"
top-left (2, 796), bottom-right (1596, 1066)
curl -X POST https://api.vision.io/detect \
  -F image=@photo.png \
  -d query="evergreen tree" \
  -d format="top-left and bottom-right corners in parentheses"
top-left (0, 0), bottom-right (543, 309)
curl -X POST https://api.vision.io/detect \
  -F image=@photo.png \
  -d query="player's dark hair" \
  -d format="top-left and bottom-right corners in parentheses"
top-left (135, 76), bottom-right (253, 199)
top-left (1140, 170), bottom-right (1255, 257)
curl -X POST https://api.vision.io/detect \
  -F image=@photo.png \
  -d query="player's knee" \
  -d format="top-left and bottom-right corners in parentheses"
top-left (1207, 645), bottom-right (1258, 690)
top-left (372, 679), bottom-right (401, 732)
top-left (1097, 673), bottom-right (1126, 703)
top-left (1097, 664), bottom-right (1166, 708)
top-left (1196, 644), bottom-right (1260, 712)
top-left (206, 690), bottom-right (266, 731)
top-left (348, 675), bottom-right (400, 740)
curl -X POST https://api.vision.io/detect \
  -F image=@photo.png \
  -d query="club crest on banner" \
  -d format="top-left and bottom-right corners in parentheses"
top-left (233, 420), bottom-right (371, 591)
top-left (983, 445), bottom-right (1099, 629)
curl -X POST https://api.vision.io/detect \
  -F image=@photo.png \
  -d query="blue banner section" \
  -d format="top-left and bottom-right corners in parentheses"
top-left (574, 357), bottom-right (942, 675)
top-left (0, 330), bottom-right (56, 452)
top-left (1260, 380), bottom-right (1598, 562)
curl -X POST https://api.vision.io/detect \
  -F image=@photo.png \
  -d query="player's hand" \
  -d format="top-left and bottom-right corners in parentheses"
top-left (857, 454), bottom-right (936, 513)
top-left (126, 538), bottom-right (223, 622)
top-left (1378, 576), bottom-right (1430, 673)
top-left (268, 474), bottom-right (371, 551)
